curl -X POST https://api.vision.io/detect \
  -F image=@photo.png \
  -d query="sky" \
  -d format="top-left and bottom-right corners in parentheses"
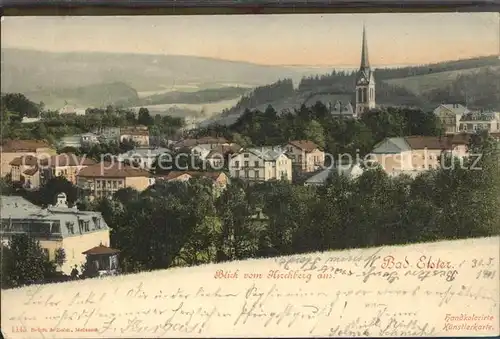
top-left (2, 13), bottom-right (499, 67)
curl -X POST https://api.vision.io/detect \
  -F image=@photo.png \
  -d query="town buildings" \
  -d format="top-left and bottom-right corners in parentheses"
top-left (433, 104), bottom-right (470, 134)
top-left (0, 140), bottom-right (56, 178)
top-left (9, 155), bottom-right (41, 190)
top-left (157, 170), bottom-right (229, 195)
top-left (368, 135), bottom-right (469, 177)
top-left (39, 153), bottom-right (96, 185)
top-left (304, 163), bottom-right (364, 186)
top-left (120, 126), bottom-right (150, 147)
top-left (459, 111), bottom-right (500, 133)
top-left (76, 162), bottom-right (152, 200)
top-left (117, 147), bottom-right (170, 170)
top-left (229, 147), bottom-right (292, 182)
top-left (0, 193), bottom-right (110, 275)
top-left (285, 140), bottom-right (325, 173)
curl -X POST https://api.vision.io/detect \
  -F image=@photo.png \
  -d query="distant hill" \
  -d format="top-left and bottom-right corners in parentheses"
top-left (132, 86), bottom-right (252, 106)
top-left (1, 48), bottom-right (315, 94)
top-left (23, 82), bottom-right (140, 109)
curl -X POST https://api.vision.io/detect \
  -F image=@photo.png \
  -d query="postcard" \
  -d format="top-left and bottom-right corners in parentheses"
top-left (1, 13), bottom-right (499, 338)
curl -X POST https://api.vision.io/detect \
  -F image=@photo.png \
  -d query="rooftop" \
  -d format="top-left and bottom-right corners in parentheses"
top-left (244, 147), bottom-right (288, 161)
top-left (40, 153), bottom-right (96, 168)
top-left (77, 161), bottom-right (151, 178)
top-left (82, 244), bottom-right (120, 256)
top-left (0, 139), bottom-right (51, 152)
top-left (288, 140), bottom-right (322, 153)
top-left (0, 195), bottom-right (109, 238)
top-left (9, 155), bottom-right (39, 167)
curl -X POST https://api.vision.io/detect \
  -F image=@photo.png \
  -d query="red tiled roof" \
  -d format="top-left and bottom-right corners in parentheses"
top-left (404, 135), bottom-right (467, 150)
top-left (1, 139), bottom-right (51, 152)
top-left (9, 155), bottom-right (39, 167)
top-left (77, 161), bottom-right (151, 178)
top-left (39, 153), bottom-right (96, 167)
top-left (82, 244), bottom-right (120, 255)
top-left (288, 140), bottom-right (321, 153)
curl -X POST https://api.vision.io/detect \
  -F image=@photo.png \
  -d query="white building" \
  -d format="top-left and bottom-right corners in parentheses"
top-left (433, 104), bottom-right (471, 134)
top-left (229, 147), bottom-right (292, 182)
top-left (459, 111), bottom-right (500, 133)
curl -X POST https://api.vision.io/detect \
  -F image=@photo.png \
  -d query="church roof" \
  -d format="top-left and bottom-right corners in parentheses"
top-left (360, 25), bottom-right (370, 70)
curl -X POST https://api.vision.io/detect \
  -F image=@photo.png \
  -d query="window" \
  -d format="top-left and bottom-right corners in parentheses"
top-left (113, 181), bottom-right (117, 189)
top-left (254, 161), bottom-right (259, 167)
top-left (234, 161), bottom-right (239, 168)
top-left (244, 169), bottom-right (249, 178)
top-left (236, 170), bottom-right (240, 177)
top-left (42, 248), bottom-right (49, 259)
top-left (255, 170), bottom-right (260, 179)
top-left (96, 180), bottom-right (101, 189)
top-left (244, 161), bottom-right (249, 167)
top-left (244, 153), bottom-right (249, 158)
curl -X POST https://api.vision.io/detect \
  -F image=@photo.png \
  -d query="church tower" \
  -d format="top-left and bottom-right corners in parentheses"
top-left (355, 25), bottom-right (376, 116)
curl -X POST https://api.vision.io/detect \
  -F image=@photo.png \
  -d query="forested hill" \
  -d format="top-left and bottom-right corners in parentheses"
top-left (213, 55), bottom-right (500, 125)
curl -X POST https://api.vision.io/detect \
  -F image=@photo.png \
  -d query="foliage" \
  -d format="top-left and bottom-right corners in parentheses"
top-left (93, 134), bottom-right (499, 273)
top-left (54, 248), bottom-right (67, 267)
top-left (1, 234), bottom-right (57, 288)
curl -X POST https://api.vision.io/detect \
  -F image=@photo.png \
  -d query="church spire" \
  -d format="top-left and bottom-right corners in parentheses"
top-left (360, 24), bottom-right (370, 70)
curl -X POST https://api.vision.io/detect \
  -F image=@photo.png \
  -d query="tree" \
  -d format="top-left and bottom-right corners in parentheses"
top-left (1, 234), bottom-right (57, 288)
top-left (37, 177), bottom-right (78, 206)
top-left (1, 93), bottom-right (42, 118)
top-left (54, 248), bottom-right (67, 270)
top-left (138, 107), bottom-right (154, 126)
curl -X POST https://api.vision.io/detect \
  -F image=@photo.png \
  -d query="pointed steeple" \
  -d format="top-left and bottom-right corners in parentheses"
top-left (360, 24), bottom-right (370, 70)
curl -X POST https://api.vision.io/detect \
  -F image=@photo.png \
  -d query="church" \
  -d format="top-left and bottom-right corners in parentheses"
top-left (311, 25), bottom-right (376, 118)
top-left (354, 25), bottom-right (376, 116)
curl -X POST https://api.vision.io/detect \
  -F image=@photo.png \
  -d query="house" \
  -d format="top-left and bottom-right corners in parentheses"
top-left (117, 147), bottom-right (170, 170)
top-left (82, 244), bottom-right (120, 277)
top-left (190, 144), bottom-right (213, 160)
top-left (9, 155), bottom-right (41, 189)
top-left (229, 147), bottom-right (292, 182)
top-left (80, 132), bottom-right (100, 145)
top-left (458, 111), bottom-right (500, 133)
top-left (433, 104), bottom-right (470, 134)
top-left (120, 126), bottom-right (150, 147)
top-left (0, 193), bottom-right (110, 275)
top-left (157, 171), bottom-right (229, 192)
top-left (206, 144), bottom-right (243, 169)
top-left (0, 139), bottom-right (55, 178)
top-left (304, 163), bottom-right (364, 186)
top-left (76, 161), bottom-right (152, 200)
top-left (39, 153), bottom-right (96, 185)
top-left (368, 135), bottom-right (469, 176)
top-left (285, 140), bottom-right (325, 173)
